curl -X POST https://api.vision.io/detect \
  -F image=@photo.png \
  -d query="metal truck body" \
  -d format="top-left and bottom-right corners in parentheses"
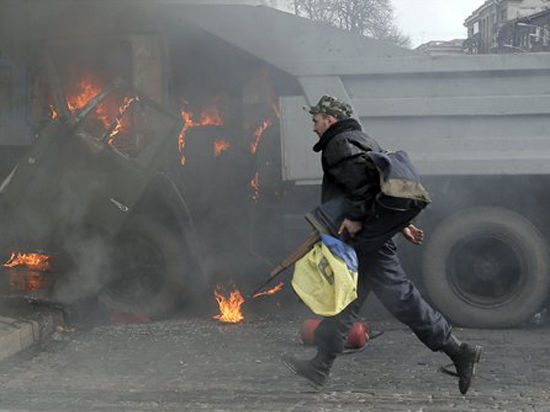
top-left (279, 52), bottom-right (550, 328)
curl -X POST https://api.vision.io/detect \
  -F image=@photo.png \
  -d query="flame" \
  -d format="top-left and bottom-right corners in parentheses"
top-left (45, 75), bottom-right (141, 151)
top-left (106, 96), bottom-right (140, 144)
top-left (4, 252), bottom-right (51, 271)
top-left (65, 76), bottom-right (111, 128)
top-left (4, 252), bottom-right (53, 291)
top-left (250, 172), bottom-right (260, 202)
top-left (178, 109), bottom-right (193, 165)
top-left (49, 105), bottom-right (59, 120)
top-left (66, 76), bottom-right (103, 114)
top-left (199, 106), bottom-right (223, 126)
top-left (214, 286), bottom-right (245, 323)
top-left (252, 281), bottom-right (284, 298)
top-left (250, 119), bottom-right (272, 154)
top-left (178, 100), bottom-right (225, 165)
top-left (213, 139), bottom-right (231, 156)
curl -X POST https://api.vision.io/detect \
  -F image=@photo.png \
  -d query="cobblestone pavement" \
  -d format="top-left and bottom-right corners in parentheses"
top-left (0, 308), bottom-right (548, 411)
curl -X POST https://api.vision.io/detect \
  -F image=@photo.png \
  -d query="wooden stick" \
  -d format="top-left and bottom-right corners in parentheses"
top-left (248, 231), bottom-right (320, 298)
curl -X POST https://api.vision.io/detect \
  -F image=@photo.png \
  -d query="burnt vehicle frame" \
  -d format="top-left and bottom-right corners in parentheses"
top-left (0, 54), bottom-right (204, 315)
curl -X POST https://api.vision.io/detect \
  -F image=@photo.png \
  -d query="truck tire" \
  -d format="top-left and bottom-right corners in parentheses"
top-left (99, 217), bottom-right (187, 317)
top-left (422, 207), bottom-right (550, 328)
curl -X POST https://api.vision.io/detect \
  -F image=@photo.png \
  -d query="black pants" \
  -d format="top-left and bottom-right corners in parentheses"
top-left (314, 238), bottom-right (452, 355)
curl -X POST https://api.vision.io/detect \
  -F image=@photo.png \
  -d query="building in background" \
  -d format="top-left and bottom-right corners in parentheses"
top-left (464, 0), bottom-right (550, 53)
top-left (497, 8), bottom-right (550, 52)
top-left (415, 39), bottom-right (466, 55)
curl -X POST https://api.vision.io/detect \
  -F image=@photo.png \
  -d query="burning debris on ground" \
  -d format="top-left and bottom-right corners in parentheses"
top-left (3, 252), bottom-right (54, 292)
top-left (252, 281), bottom-right (285, 299)
top-left (213, 286), bottom-right (246, 324)
top-left (4, 253), bottom-right (52, 272)
top-left (213, 278), bottom-right (286, 324)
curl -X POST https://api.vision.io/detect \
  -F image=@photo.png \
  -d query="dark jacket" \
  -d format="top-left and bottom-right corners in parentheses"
top-left (315, 118), bottom-right (382, 221)
top-left (314, 118), bottom-right (430, 252)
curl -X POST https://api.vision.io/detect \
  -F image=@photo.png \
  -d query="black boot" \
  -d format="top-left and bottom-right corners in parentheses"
top-left (441, 335), bottom-right (483, 395)
top-left (281, 350), bottom-right (336, 388)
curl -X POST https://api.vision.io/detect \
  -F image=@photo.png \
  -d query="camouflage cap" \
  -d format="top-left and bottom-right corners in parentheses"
top-left (306, 95), bottom-right (353, 119)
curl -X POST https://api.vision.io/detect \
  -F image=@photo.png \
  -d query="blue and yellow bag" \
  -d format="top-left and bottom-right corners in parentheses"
top-left (292, 234), bottom-right (358, 316)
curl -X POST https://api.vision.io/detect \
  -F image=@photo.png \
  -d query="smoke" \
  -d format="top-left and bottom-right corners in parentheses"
top-left (0, 1), bottom-right (404, 319)
top-left (52, 230), bottom-right (112, 305)
top-left (0, 2), bottom-right (379, 313)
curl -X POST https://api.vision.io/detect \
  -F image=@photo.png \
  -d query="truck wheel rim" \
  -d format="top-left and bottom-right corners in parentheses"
top-left (446, 233), bottom-right (526, 308)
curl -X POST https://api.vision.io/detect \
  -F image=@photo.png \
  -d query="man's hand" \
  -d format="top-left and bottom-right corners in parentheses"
top-left (401, 224), bottom-right (424, 245)
top-left (338, 218), bottom-right (363, 237)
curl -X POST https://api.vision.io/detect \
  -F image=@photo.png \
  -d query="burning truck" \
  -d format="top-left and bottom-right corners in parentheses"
top-left (1, 2), bottom-right (550, 327)
top-left (0, 69), bottom-right (206, 314)
top-left (0, 2), bottom-right (289, 316)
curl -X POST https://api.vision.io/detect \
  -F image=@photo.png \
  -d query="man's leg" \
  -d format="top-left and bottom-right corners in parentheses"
top-left (313, 283), bottom-right (369, 355)
top-left (364, 240), bottom-right (482, 395)
top-left (282, 261), bottom-right (370, 387)
top-left (363, 240), bottom-right (451, 349)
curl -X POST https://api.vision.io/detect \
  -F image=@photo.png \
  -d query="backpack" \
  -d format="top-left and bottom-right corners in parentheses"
top-left (306, 150), bottom-right (431, 250)
top-left (366, 150), bottom-right (431, 212)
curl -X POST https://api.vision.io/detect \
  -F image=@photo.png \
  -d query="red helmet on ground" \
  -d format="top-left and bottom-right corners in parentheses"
top-left (300, 318), bottom-right (369, 348)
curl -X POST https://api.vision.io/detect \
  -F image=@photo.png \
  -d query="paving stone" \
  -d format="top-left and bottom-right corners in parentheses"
top-left (0, 310), bottom-right (547, 410)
